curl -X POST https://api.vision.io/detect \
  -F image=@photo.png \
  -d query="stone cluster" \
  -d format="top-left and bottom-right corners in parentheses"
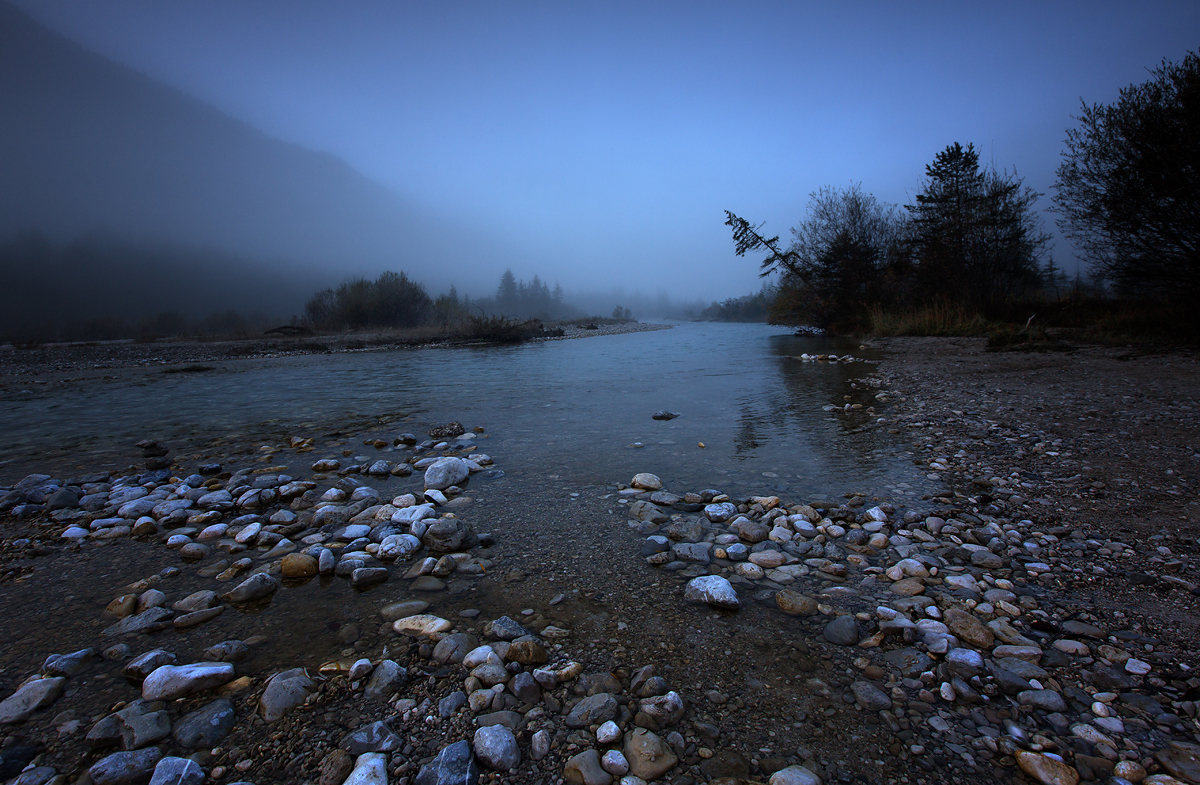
top-left (623, 471), bottom-right (1200, 785)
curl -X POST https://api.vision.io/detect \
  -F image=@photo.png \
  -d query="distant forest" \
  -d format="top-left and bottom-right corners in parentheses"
top-left (300, 268), bottom-right (766, 333)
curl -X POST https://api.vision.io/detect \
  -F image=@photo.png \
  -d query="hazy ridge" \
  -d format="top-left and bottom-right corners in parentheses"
top-left (0, 1), bottom-right (470, 332)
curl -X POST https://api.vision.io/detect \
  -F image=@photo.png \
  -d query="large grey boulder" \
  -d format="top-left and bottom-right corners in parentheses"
top-left (474, 725), bottom-right (520, 771)
top-left (142, 663), bottom-right (234, 701)
top-left (424, 458), bottom-right (469, 490)
top-left (683, 576), bottom-right (739, 609)
top-left (0, 677), bottom-right (66, 724)
top-left (259, 668), bottom-right (316, 722)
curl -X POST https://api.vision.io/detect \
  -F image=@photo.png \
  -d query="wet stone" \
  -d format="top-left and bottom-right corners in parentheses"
top-left (822, 615), bottom-right (860, 646)
top-left (415, 740), bottom-right (479, 785)
top-left (149, 757), bottom-right (203, 785)
top-left (775, 590), bottom-right (818, 616)
top-left (1015, 750), bottom-right (1079, 785)
top-left (0, 678), bottom-right (66, 724)
top-left (564, 750), bottom-right (611, 785)
top-left (566, 693), bottom-right (619, 728)
top-left (474, 725), bottom-right (520, 771)
top-left (88, 748), bottom-right (163, 785)
top-left (340, 721), bottom-right (403, 754)
top-left (171, 698), bottom-right (235, 749)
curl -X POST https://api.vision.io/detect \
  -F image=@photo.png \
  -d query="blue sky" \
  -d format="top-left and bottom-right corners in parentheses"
top-left (11, 0), bottom-right (1200, 298)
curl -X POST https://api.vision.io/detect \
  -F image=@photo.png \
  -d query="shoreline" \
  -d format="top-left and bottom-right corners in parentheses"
top-left (0, 336), bottom-right (1198, 785)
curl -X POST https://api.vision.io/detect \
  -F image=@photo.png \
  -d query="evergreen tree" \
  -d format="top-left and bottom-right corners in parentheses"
top-left (496, 269), bottom-right (518, 313)
top-left (907, 143), bottom-right (1048, 308)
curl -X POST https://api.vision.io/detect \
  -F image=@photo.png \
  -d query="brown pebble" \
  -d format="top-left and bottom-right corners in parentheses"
top-left (318, 749), bottom-right (354, 785)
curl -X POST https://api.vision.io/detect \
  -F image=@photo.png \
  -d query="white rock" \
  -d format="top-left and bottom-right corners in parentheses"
top-left (1125, 658), bottom-right (1152, 675)
top-left (630, 473), bottom-right (662, 490)
top-left (377, 534), bottom-right (422, 560)
top-left (602, 750), bottom-right (630, 776)
top-left (769, 765), bottom-right (822, 785)
top-left (142, 663), bottom-right (235, 700)
top-left (392, 615), bottom-right (452, 637)
top-left (343, 752), bottom-right (388, 785)
top-left (391, 504), bottom-right (436, 524)
top-left (463, 646), bottom-right (503, 669)
top-left (683, 576), bottom-right (739, 609)
top-left (424, 458), bottom-right (470, 490)
top-left (596, 720), bottom-right (622, 744)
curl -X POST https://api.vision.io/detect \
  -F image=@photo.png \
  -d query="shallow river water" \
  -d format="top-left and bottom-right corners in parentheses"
top-left (1, 322), bottom-right (928, 501)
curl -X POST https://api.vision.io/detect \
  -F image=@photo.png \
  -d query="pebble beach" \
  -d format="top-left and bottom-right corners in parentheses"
top-left (1, 333), bottom-right (1198, 785)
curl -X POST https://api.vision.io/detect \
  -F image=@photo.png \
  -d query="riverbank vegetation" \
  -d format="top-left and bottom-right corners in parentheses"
top-left (728, 50), bottom-right (1200, 344)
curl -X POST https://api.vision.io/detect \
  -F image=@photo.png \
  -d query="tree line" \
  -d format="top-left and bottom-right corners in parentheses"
top-left (727, 142), bottom-right (1051, 332)
top-left (301, 268), bottom-right (578, 333)
top-left (729, 50), bottom-right (1199, 334)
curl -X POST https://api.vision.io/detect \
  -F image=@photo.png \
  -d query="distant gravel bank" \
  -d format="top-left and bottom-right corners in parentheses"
top-left (0, 321), bottom-right (674, 380)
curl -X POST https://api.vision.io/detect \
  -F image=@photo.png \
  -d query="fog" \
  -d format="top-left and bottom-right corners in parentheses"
top-left (0, 2), bottom-right (510, 307)
top-left (3, 1), bottom-right (1199, 332)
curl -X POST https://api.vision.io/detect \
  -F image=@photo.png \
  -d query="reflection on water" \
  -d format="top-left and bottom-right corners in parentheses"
top-left (0, 323), bottom-right (925, 500)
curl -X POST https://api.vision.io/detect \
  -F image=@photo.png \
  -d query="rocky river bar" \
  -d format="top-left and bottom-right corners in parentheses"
top-left (1, 333), bottom-right (1198, 785)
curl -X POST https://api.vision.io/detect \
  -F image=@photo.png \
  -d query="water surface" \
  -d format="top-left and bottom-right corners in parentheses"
top-left (1, 322), bottom-right (928, 500)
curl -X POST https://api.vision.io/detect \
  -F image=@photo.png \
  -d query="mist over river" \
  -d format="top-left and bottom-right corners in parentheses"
top-left (0, 323), bottom-right (933, 501)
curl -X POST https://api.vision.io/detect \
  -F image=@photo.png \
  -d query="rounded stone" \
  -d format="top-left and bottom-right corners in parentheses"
top-left (473, 725), bottom-right (520, 771)
top-left (280, 553), bottom-right (318, 579)
top-left (630, 473), bottom-right (662, 491)
top-left (775, 590), bottom-right (818, 616)
top-left (822, 615), bottom-right (860, 646)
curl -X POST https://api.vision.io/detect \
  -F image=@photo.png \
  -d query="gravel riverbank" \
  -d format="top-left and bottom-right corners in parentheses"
top-left (1, 335), bottom-right (1198, 785)
top-left (0, 323), bottom-right (671, 383)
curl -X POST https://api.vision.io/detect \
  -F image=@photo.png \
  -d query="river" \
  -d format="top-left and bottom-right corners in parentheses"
top-left (1, 322), bottom-right (930, 502)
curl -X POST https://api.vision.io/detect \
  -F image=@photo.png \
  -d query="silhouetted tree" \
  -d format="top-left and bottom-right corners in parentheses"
top-left (725, 184), bottom-right (906, 330)
top-left (496, 269), bottom-right (519, 313)
top-left (1053, 51), bottom-right (1200, 297)
top-left (701, 282), bottom-right (775, 322)
top-left (907, 143), bottom-right (1048, 308)
top-left (303, 271), bottom-right (431, 330)
top-left (784, 184), bottom-right (907, 329)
